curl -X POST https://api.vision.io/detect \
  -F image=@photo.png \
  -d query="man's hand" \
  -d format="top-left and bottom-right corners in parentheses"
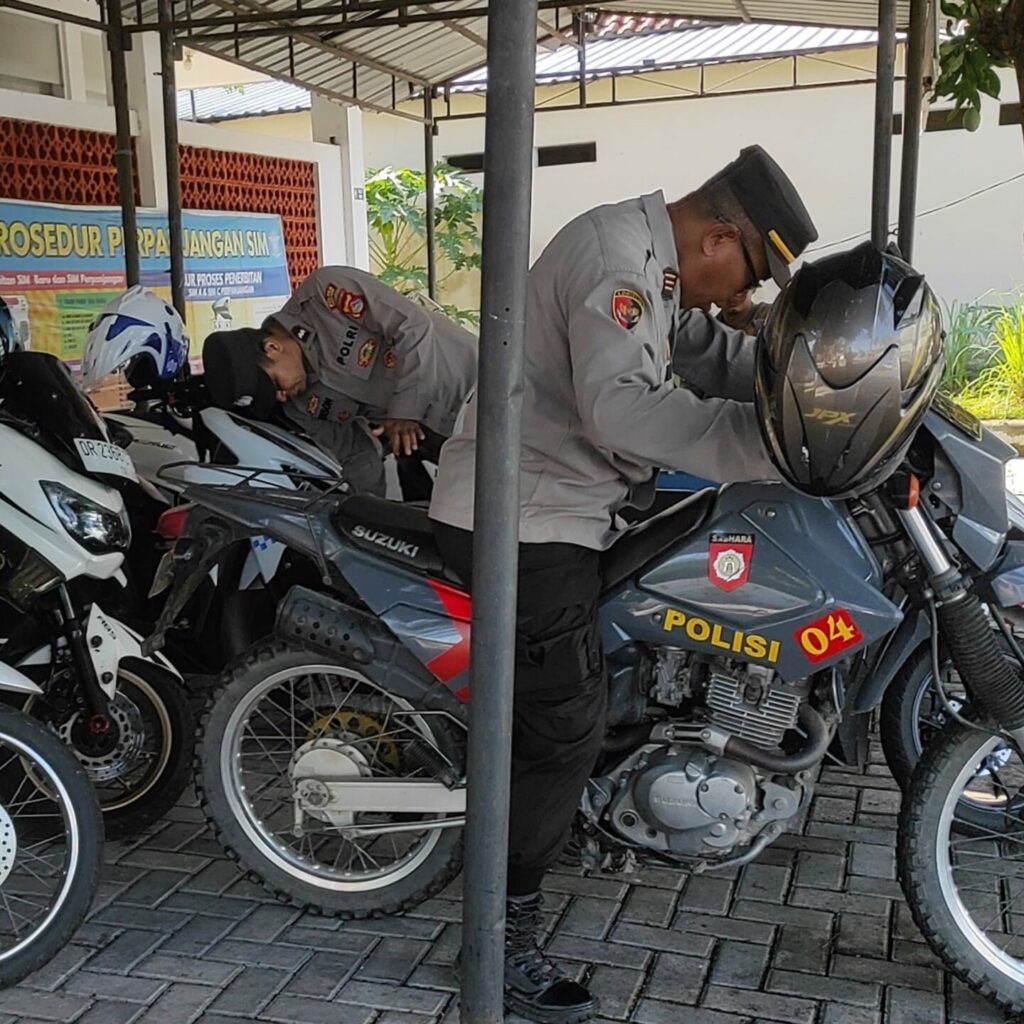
top-left (374, 419), bottom-right (425, 457)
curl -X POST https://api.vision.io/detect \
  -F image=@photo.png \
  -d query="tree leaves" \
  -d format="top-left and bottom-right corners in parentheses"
top-left (933, 0), bottom-right (1019, 129)
top-left (364, 164), bottom-right (482, 323)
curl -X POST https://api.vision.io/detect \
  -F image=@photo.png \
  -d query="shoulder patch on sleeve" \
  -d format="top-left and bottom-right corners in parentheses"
top-left (324, 283), bottom-right (367, 319)
top-left (612, 289), bottom-right (645, 331)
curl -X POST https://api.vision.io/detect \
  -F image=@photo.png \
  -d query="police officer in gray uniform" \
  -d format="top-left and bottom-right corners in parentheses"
top-left (202, 267), bottom-right (477, 499)
top-left (430, 146), bottom-right (817, 1023)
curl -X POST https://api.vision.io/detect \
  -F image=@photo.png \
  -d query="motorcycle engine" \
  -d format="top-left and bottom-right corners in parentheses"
top-left (589, 653), bottom-right (809, 860)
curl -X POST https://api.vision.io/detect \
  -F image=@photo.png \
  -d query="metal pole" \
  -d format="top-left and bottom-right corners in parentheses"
top-left (106, 0), bottom-right (140, 287)
top-left (577, 13), bottom-right (587, 107)
top-left (460, 1), bottom-right (537, 1023)
top-left (158, 0), bottom-right (186, 315)
top-left (897, 0), bottom-right (929, 262)
top-left (424, 89), bottom-right (437, 300)
top-left (871, 0), bottom-right (897, 248)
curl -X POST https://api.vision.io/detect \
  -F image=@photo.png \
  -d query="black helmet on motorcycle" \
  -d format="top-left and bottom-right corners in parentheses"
top-left (754, 241), bottom-right (944, 498)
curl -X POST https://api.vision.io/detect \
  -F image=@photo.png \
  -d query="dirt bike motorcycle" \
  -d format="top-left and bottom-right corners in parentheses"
top-left (148, 244), bottom-right (1024, 1012)
top-left (0, 351), bottom-right (191, 839)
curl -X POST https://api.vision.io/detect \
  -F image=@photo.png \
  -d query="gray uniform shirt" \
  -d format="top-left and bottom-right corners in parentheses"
top-left (429, 191), bottom-right (777, 551)
top-left (270, 266), bottom-right (478, 438)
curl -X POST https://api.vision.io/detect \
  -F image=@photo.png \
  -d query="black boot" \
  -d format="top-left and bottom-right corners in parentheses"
top-left (503, 892), bottom-right (596, 1024)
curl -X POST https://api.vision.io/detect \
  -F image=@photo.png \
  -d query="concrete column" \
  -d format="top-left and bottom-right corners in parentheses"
top-left (125, 31), bottom-right (168, 208)
top-left (311, 94), bottom-right (369, 269)
top-left (58, 22), bottom-right (88, 102)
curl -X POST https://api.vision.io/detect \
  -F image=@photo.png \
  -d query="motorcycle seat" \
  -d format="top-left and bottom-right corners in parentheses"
top-left (601, 488), bottom-right (718, 593)
top-left (334, 488), bottom-right (717, 596)
top-left (332, 494), bottom-right (464, 585)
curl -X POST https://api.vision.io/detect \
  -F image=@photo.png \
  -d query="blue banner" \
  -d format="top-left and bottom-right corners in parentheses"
top-left (0, 199), bottom-right (292, 362)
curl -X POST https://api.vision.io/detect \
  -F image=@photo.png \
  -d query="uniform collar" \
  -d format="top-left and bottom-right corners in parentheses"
top-left (641, 192), bottom-right (680, 303)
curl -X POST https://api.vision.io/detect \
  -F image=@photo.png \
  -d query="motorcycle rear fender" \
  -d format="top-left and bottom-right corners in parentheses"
top-left (239, 536), bottom-right (286, 589)
top-left (0, 661), bottom-right (43, 696)
top-left (143, 504), bottom-right (282, 655)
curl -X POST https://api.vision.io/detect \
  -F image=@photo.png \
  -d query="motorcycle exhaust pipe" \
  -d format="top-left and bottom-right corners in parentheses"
top-left (722, 703), bottom-right (829, 774)
top-left (275, 586), bottom-right (375, 665)
top-left (657, 703), bottom-right (830, 774)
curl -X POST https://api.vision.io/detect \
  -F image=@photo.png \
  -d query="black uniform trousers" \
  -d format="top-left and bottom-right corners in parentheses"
top-left (433, 523), bottom-right (606, 895)
top-left (396, 426), bottom-right (447, 503)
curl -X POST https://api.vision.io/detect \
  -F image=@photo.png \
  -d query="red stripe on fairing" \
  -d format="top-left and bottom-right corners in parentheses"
top-left (425, 578), bottom-right (472, 684)
top-left (427, 578), bottom-right (471, 621)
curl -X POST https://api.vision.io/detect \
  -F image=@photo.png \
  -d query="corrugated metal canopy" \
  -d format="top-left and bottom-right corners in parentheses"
top-left (455, 21), bottom-right (880, 88)
top-left (121, 1), bottom-right (912, 119)
top-left (178, 20), bottom-right (883, 119)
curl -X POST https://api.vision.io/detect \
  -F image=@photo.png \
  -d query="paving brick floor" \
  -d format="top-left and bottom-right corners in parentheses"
top-left (0, 738), bottom-right (1014, 1024)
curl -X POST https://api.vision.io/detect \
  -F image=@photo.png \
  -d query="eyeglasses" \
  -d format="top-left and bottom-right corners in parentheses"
top-left (737, 234), bottom-right (760, 293)
top-left (716, 214), bottom-right (760, 293)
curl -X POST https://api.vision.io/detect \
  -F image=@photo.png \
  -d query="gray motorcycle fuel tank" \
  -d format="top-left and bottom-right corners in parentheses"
top-left (601, 482), bottom-right (902, 682)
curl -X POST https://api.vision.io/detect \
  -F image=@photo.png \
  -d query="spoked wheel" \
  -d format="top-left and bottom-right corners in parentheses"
top-left (196, 643), bottom-right (466, 916)
top-left (900, 720), bottom-right (1024, 1013)
top-left (29, 665), bottom-right (193, 839)
top-left (882, 646), bottom-right (1018, 830)
top-left (0, 705), bottom-right (102, 986)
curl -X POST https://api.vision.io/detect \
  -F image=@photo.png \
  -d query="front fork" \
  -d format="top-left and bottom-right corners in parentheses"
top-left (898, 504), bottom-right (1024, 751)
top-left (52, 585), bottom-right (112, 727)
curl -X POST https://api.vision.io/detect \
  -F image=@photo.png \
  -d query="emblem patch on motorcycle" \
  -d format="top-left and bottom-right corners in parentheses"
top-left (708, 533), bottom-right (754, 591)
top-left (612, 289), bottom-right (645, 330)
top-left (795, 609), bottom-right (862, 664)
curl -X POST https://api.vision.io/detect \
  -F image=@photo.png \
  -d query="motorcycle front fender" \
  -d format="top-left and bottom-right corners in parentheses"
top-left (20, 607), bottom-right (181, 702)
top-left (0, 661), bottom-right (43, 696)
top-left (96, 608), bottom-right (181, 681)
top-left (851, 607), bottom-right (930, 714)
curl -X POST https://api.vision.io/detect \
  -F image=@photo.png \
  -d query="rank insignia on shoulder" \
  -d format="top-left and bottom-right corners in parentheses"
top-left (661, 269), bottom-right (679, 300)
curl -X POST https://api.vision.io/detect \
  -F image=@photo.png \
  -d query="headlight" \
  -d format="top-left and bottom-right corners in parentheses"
top-left (40, 482), bottom-right (132, 554)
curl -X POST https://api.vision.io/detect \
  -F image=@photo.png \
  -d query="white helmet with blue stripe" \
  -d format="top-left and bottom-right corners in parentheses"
top-left (82, 286), bottom-right (190, 388)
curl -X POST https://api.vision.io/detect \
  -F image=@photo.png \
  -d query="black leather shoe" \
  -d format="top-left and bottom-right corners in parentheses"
top-left (503, 892), bottom-right (596, 1024)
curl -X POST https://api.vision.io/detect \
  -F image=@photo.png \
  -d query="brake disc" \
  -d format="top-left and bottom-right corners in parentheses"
top-left (0, 806), bottom-right (17, 886)
top-left (60, 693), bottom-right (145, 783)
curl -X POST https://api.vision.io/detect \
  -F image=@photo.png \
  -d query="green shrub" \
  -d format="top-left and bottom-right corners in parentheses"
top-left (940, 298), bottom-right (1001, 395)
top-left (955, 299), bottom-right (1024, 419)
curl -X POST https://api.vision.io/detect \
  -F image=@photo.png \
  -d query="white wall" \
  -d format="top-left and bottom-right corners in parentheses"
top-left (362, 71), bottom-right (1024, 306)
top-left (0, 3), bottom-right (363, 268)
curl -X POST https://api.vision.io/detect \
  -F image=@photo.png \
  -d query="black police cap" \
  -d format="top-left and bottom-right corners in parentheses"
top-left (201, 328), bottom-right (277, 420)
top-left (709, 145), bottom-right (818, 288)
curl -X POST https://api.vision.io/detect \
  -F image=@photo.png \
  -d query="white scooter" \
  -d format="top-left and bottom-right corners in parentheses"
top-left (0, 351), bottom-right (192, 839)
